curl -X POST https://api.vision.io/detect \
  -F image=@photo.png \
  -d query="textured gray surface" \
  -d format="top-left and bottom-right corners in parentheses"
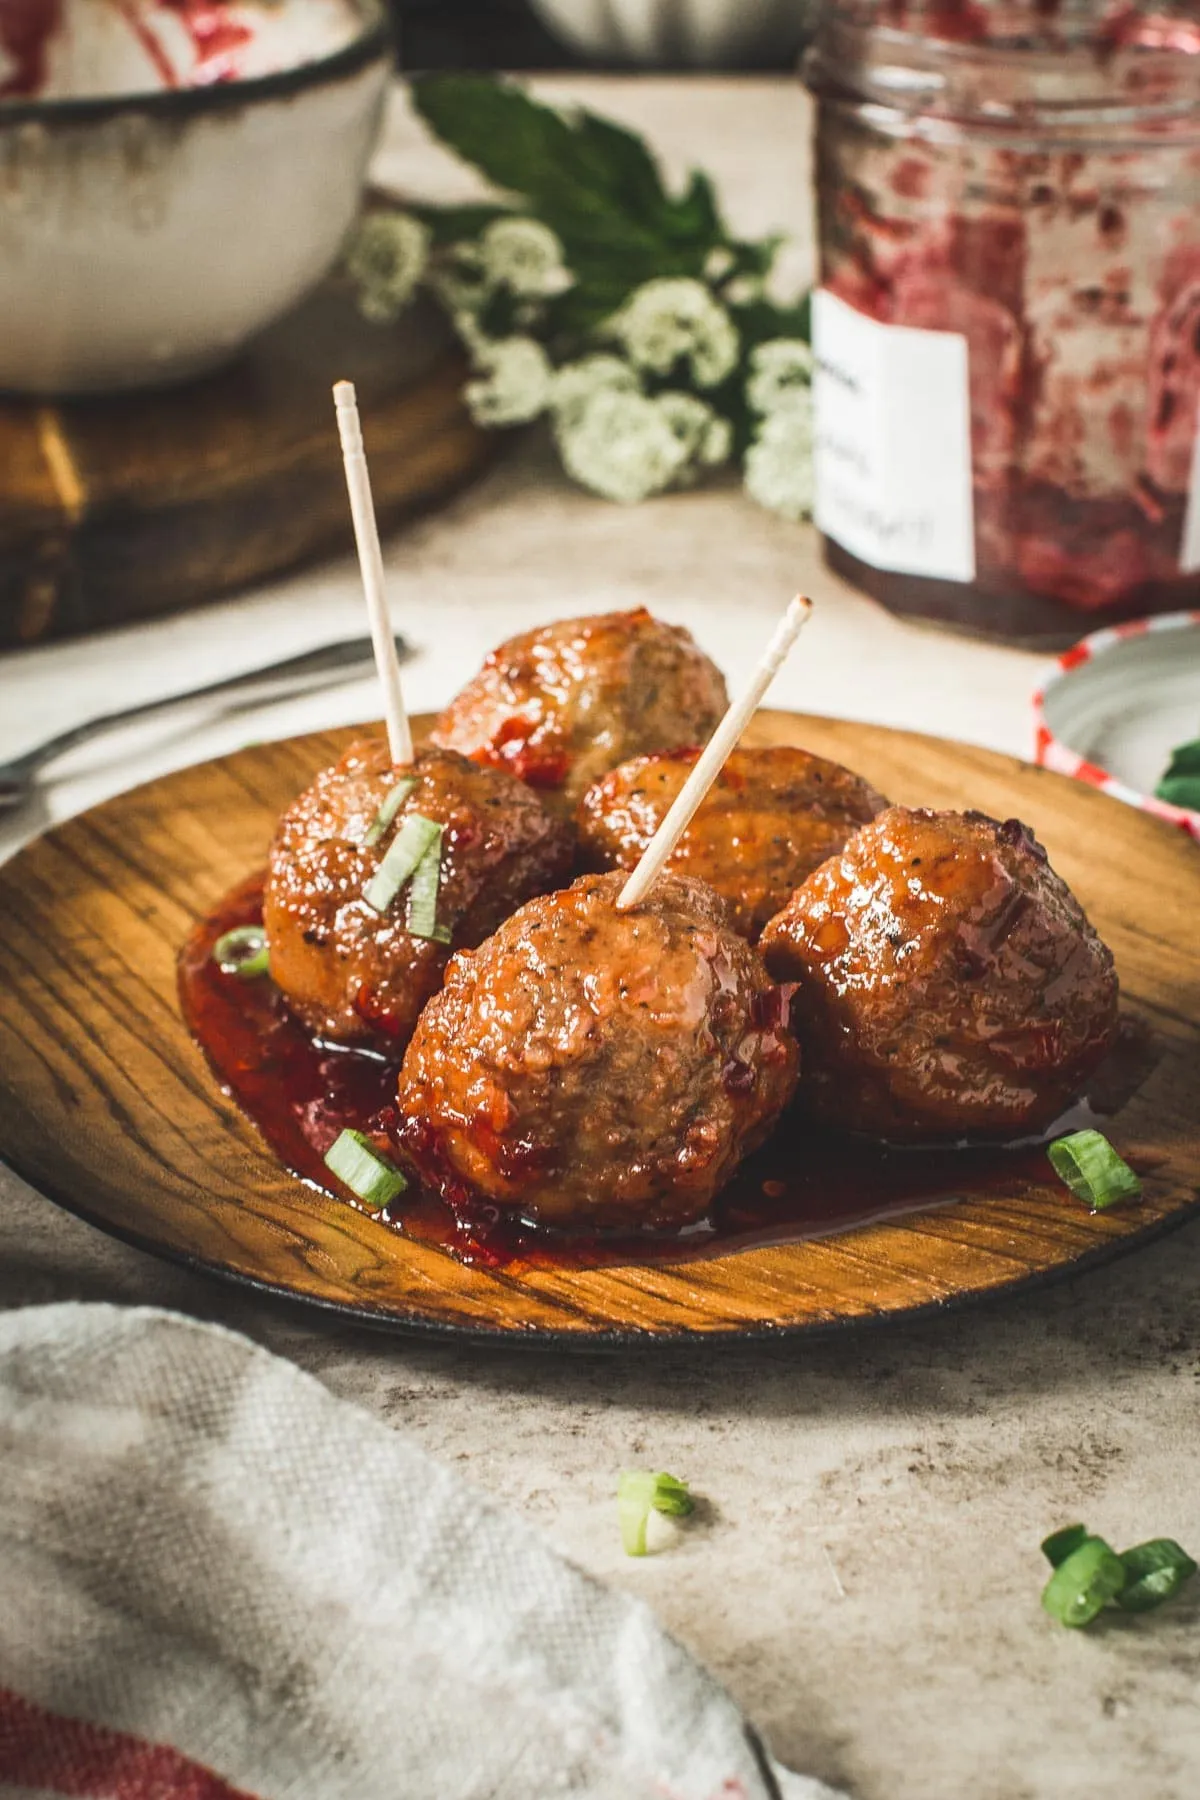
top-left (3, 1162), bottom-right (1199, 1800)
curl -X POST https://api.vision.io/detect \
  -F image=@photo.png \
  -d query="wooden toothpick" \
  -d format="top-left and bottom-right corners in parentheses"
top-left (333, 380), bottom-right (414, 767)
top-left (616, 595), bottom-right (814, 912)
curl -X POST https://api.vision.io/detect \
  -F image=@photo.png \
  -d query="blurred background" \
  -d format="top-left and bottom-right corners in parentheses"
top-left (391, 0), bottom-right (812, 70)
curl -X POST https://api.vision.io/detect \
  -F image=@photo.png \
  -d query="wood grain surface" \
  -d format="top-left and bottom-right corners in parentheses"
top-left (0, 712), bottom-right (1196, 1345)
top-left (0, 287), bottom-right (492, 649)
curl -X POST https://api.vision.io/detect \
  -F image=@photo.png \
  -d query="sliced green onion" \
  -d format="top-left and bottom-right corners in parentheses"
top-left (617, 1470), bottom-right (695, 1558)
top-left (1116, 1539), bottom-right (1198, 1613)
top-left (406, 834), bottom-right (450, 943)
top-left (1041, 1536), bottom-right (1126, 1627)
top-left (1047, 1130), bottom-right (1142, 1212)
top-left (363, 813), bottom-right (442, 915)
top-left (323, 1128), bottom-right (408, 1212)
top-left (363, 777), bottom-right (416, 848)
top-left (1041, 1523), bottom-right (1089, 1569)
top-left (212, 925), bottom-right (270, 979)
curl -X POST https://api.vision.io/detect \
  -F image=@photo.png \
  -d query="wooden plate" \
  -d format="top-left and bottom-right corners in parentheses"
top-left (0, 712), bottom-right (1196, 1344)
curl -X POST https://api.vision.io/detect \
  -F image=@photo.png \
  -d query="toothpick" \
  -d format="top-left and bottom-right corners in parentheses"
top-left (616, 595), bottom-right (813, 912)
top-left (333, 380), bottom-right (413, 767)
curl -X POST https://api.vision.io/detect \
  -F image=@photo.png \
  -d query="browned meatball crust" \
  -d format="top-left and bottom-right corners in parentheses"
top-left (576, 745), bottom-right (888, 941)
top-left (395, 871), bottom-right (799, 1231)
top-left (760, 808), bottom-right (1119, 1141)
top-left (429, 607), bottom-right (728, 812)
top-left (263, 741), bottom-right (573, 1052)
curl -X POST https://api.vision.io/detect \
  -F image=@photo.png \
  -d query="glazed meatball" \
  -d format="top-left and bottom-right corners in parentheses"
top-left (263, 741), bottom-right (573, 1052)
top-left (759, 807), bottom-right (1119, 1140)
top-left (576, 745), bottom-right (888, 941)
top-left (429, 608), bottom-right (728, 812)
top-left (395, 872), bottom-right (799, 1231)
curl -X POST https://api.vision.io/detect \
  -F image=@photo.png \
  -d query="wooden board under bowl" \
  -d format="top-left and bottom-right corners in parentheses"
top-left (0, 287), bottom-right (493, 649)
top-left (0, 711), bottom-right (1196, 1346)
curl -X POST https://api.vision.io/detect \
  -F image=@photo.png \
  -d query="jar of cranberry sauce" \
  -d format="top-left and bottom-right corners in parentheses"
top-left (804, 1), bottom-right (1200, 646)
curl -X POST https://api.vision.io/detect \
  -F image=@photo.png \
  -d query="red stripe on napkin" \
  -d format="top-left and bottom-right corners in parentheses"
top-left (0, 1687), bottom-right (258, 1800)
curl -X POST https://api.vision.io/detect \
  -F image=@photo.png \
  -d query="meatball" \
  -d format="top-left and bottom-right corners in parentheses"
top-left (395, 872), bottom-right (799, 1231)
top-left (759, 807), bottom-right (1119, 1140)
top-left (429, 607), bottom-right (728, 812)
top-left (576, 745), bottom-right (888, 941)
top-left (263, 742), bottom-right (573, 1052)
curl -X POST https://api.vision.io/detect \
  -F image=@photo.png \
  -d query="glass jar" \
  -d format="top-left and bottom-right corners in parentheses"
top-left (803, 1), bottom-right (1200, 646)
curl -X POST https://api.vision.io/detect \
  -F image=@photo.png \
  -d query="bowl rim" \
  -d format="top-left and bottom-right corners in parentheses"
top-left (1032, 608), bottom-right (1200, 843)
top-left (0, 0), bottom-right (392, 125)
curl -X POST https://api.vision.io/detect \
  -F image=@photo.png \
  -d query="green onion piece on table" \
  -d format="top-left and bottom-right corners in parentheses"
top-left (323, 1129), bottom-right (408, 1212)
top-left (1041, 1535), bottom-right (1127, 1628)
top-left (1047, 1130), bottom-right (1142, 1211)
top-left (406, 835), bottom-right (451, 943)
top-left (1040, 1523), bottom-right (1090, 1569)
top-left (617, 1470), bottom-right (695, 1558)
top-left (212, 925), bottom-right (270, 979)
top-left (1154, 738), bottom-right (1200, 812)
top-left (364, 813), bottom-right (442, 915)
top-left (1115, 1538), bottom-right (1198, 1613)
top-left (364, 777), bottom-right (417, 847)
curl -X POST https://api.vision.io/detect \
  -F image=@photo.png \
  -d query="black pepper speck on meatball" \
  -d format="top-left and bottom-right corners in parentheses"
top-left (263, 741), bottom-right (573, 1052)
top-left (429, 608), bottom-right (728, 812)
top-left (759, 806), bottom-right (1119, 1140)
top-left (576, 744), bottom-right (888, 941)
top-left (395, 871), bottom-right (799, 1231)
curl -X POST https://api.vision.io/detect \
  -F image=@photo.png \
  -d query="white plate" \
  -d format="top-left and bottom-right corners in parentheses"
top-left (1033, 612), bottom-right (1200, 843)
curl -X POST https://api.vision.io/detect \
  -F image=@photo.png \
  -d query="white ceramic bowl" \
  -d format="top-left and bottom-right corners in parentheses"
top-left (0, 0), bottom-right (392, 395)
top-left (527, 0), bottom-right (809, 68)
top-left (1033, 611), bottom-right (1200, 843)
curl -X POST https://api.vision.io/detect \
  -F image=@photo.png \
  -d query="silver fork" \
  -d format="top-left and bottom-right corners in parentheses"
top-left (0, 633), bottom-right (411, 815)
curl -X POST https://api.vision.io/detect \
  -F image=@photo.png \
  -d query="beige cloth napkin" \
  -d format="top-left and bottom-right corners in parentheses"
top-left (0, 1303), bottom-right (841, 1800)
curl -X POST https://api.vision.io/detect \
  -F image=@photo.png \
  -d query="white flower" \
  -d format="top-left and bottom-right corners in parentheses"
top-left (746, 338), bottom-right (814, 416)
top-left (465, 337), bottom-right (554, 427)
top-left (653, 392), bottom-right (734, 477)
top-left (345, 211), bottom-right (430, 324)
top-left (610, 278), bottom-right (739, 389)
top-left (699, 413), bottom-right (733, 466)
top-left (704, 246), bottom-right (736, 283)
top-left (480, 217), bottom-right (571, 298)
top-left (555, 386), bottom-right (692, 503)
top-left (744, 390), bottom-right (814, 521)
top-left (723, 275), bottom-right (763, 308)
top-left (550, 355), bottom-right (640, 424)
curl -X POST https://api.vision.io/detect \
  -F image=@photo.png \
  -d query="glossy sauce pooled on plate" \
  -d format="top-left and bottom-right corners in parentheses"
top-left (178, 875), bottom-right (1151, 1273)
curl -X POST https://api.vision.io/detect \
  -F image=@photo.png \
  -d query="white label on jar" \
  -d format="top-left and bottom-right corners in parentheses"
top-left (1180, 400), bottom-right (1200, 574)
top-left (812, 290), bottom-right (976, 585)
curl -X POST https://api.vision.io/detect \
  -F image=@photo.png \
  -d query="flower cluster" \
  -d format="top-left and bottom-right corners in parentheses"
top-left (744, 339), bottom-right (815, 522)
top-left (343, 178), bottom-right (812, 519)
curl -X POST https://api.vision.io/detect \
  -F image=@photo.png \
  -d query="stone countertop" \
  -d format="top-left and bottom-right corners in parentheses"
top-left (2, 77), bottom-right (1198, 1800)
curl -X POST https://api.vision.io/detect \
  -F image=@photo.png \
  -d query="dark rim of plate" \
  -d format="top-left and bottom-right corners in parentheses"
top-left (0, 0), bottom-right (392, 127)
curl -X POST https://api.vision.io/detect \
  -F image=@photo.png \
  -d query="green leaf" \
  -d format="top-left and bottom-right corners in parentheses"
top-left (730, 293), bottom-right (812, 352)
top-left (412, 75), bottom-right (578, 204)
top-left (574, 107), bottom-right (673, 226)
top-left (410, 74), bottom-right (723, 298)
top-left (666, 169), bottom-right (723, 244)
top-left (1155, 737), bottom-right (1200, 811)
top-left (408, 201), bottom-right (514, 247)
